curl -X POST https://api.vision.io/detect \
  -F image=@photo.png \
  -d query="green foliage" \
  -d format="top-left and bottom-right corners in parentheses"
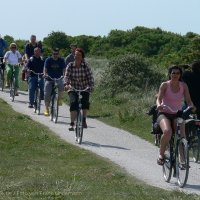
top-left (99, 54), bottom-right (162, 97)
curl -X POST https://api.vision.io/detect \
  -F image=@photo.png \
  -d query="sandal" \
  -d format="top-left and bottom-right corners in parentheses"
top-left (157, 156), bottom-right (165, 166)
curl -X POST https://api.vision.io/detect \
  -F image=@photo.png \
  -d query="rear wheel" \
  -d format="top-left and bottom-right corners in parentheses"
top-left (176, 138), bottom-right (189, 188)
top-left (163, 143), bottom-right (173, 182)
top-left (10, 77), bottom-right (16, 102)
top-left (76, 111), bottom-right (83, 144)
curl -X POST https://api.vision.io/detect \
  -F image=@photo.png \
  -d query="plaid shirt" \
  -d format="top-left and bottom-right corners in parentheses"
top-left (65, 62), bottom-right (94, 92)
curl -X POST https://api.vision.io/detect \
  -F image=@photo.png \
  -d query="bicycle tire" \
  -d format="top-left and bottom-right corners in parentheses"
top-left (163, 143), bottom-right (173, 182)
top-left (0, 69), bottom-right (4, 91)
top-left (176, 138), bottom-right (189, 188)
top-left (10, 77), bottom-right (16, 102)
top-left (76, 110), bottom-right (83, 144)
top-left (191, 132), bottom-right (200, 163)
top-left (52, 93), bottom-right (59, 123)
top-left (34, 88), bottom-right (41, 115)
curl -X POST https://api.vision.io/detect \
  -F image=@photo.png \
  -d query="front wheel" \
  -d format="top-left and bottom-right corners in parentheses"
top-left (34, 88), bottom-right (41, 115)
top-left (76, 111), bottom-right (83, 144)
top-left (163, 143), bottom-right (173, 182)
top-left (50, 93), bottom-right (59, 123)
top-left (0, 69), bottom-right (4, 91)
top-left (176, 138), bottom-right (189, 188)
top-left (10, 77), bottom-right (16, 102)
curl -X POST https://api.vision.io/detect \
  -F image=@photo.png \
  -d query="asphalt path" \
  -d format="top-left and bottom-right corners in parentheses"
top-left (0, 89), bottom-right (200, 195)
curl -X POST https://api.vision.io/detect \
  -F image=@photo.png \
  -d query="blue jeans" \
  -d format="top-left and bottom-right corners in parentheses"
top-left (28, 76), bottom-right (44, 105)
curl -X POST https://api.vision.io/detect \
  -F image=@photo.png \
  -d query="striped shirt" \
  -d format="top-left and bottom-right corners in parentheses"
top-left (65, 62), bottom-right (94, 92)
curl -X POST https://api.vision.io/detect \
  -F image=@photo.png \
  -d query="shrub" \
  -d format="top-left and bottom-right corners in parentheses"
top-left (99, 54), bottom-right (162, 97)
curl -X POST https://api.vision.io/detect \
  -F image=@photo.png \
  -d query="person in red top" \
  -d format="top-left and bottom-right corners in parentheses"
top-left (156, 65), bottom-right (193, 165)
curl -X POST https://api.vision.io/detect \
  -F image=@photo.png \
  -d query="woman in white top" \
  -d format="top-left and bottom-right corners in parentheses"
top-left (4, 43), bottom-right (22, 95)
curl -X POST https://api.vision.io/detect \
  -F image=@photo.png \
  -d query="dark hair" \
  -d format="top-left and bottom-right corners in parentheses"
top-left (75, 48), bottom-right (85, 58)
top-left (168, 65), bottom-right (183, 81)
top-left (191, 60), bottom-right (200, 73)
top-left (52, 47), bottom-right (60, 52)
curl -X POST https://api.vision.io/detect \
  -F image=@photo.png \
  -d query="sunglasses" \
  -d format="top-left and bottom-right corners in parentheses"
top-left (171, 72), bottom-right (180, 75)
top-left (53, 53), bottom-right (59, 55)
top-left (11, 46), bottom-right (16, 49)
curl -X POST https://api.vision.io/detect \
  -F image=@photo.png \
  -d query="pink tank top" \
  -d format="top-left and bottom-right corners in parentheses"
top-left (161, 80), bottom-right (184, 112)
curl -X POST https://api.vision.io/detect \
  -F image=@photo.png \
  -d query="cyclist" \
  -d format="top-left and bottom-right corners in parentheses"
top-left (64, 48), bottom-right (94, 131)
top-left (182, 60), bottom-right (200, 120)
top-left (0, 34), bottom-right (8, 70)
top-left (156, 65), bottom-right (194, 165)
top-left (65, 44), bottom-right (77, 66)
top-left (43, 48), bottom-right (65, 116)
top-left (27, 47), bottom-right (44, 108)
top-left (4, 43), bottom-right (22, 96)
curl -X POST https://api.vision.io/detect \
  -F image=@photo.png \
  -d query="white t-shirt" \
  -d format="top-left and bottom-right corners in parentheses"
top-left (4, 50), bottom-right (22, 65)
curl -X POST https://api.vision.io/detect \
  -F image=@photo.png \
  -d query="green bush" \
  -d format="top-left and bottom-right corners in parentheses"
top-left (99, 54), bottom-right (162, 97)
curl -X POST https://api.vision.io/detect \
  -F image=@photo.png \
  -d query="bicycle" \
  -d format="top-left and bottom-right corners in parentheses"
top-left (0, 57), bottom-right (5, 91)
top-left (162, 105), bottom-right (192, 188)
top-left (47, 75), bottom-right (63, 123)
top-left (71, 87), bottom-right (89, 144)
top-left (30, 70), bottom-right (43, 115)
top-left (9, 64), bottom-right (18, 102)
top-left (185, 113), bottom-right (200, 163)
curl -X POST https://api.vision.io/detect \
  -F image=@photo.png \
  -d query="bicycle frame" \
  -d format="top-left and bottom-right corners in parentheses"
top-left (9, 64), bottom-right (18, 102)
top-left (30, 70), bottom-right (43, 114)
top-left (162, 107), bottom-right (191, 188)
top-left (47, 75), bottom-right (63, 123)
top-left (72, 87), bottom-right (89, 144)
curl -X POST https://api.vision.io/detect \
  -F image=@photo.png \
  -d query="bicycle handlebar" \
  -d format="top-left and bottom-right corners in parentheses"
top-left (159, 104), bottom-right (193, 119)
top-left (45, 75), bottom-right (63, 81)
top-left (71, 87), bottom-right (90, 92)
top-left (29, 70), bottom-right (43, 75)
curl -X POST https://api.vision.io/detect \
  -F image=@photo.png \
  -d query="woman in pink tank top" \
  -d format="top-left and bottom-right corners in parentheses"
top-left (156, 65), bottom-right (194, 165)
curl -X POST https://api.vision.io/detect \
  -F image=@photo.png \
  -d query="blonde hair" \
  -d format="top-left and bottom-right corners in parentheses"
top-left (10, 43), bottom-right (17, 48)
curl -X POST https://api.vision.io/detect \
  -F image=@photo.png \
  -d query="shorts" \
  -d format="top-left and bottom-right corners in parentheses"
top-left (68, 91), bottom-right (90, 112)
top-left (157, 112), bottom-right (178, 124)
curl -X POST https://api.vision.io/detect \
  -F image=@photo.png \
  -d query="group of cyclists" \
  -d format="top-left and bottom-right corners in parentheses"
top-left (0, 34), bottom-right (94, 131)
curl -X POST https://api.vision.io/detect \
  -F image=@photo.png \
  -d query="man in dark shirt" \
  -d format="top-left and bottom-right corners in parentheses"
top-left (183, 60), bottom-right (200, 119)
top-left (65, 44), bottom-right (77, 66)
top-left (43, 48), bottom-right (65, 116)
top-left (27, 47), bottom-right (44, 108)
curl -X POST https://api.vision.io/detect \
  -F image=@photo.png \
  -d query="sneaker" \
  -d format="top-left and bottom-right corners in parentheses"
top-left (44, 108), bottom-right (49, 116)
top-left (83, 121), bottom-right (87, 129)
top-left (5, 84), bottom-right (10, 88)
top-left (28, 104), bottom-right (34, 108)
top-left (15, 92), bottom-right (19, 96)
top-left (69, 122), bottom-right (75, 131)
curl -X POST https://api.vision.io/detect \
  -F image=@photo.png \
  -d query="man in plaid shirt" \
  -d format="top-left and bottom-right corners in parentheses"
top-left (64, 48), bottom-right (94, 131)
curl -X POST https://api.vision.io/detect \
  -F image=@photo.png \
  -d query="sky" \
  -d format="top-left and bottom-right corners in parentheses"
top-left (1, 0), bottom-right (200, 41)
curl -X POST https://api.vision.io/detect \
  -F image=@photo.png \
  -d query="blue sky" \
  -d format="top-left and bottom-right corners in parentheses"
top-left (1, 0), bottom-right (200, 41)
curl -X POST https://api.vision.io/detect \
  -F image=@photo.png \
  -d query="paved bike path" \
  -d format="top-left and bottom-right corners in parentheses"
top-left (0, 90), bottom-right (200, 195)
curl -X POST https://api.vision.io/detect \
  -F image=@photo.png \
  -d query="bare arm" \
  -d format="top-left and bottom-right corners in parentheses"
top-left (156, 82), bottom-right (167, 111)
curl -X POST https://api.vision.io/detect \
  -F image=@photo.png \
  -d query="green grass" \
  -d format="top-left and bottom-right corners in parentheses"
top-left (1, 100), bottom-right (200, 200)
